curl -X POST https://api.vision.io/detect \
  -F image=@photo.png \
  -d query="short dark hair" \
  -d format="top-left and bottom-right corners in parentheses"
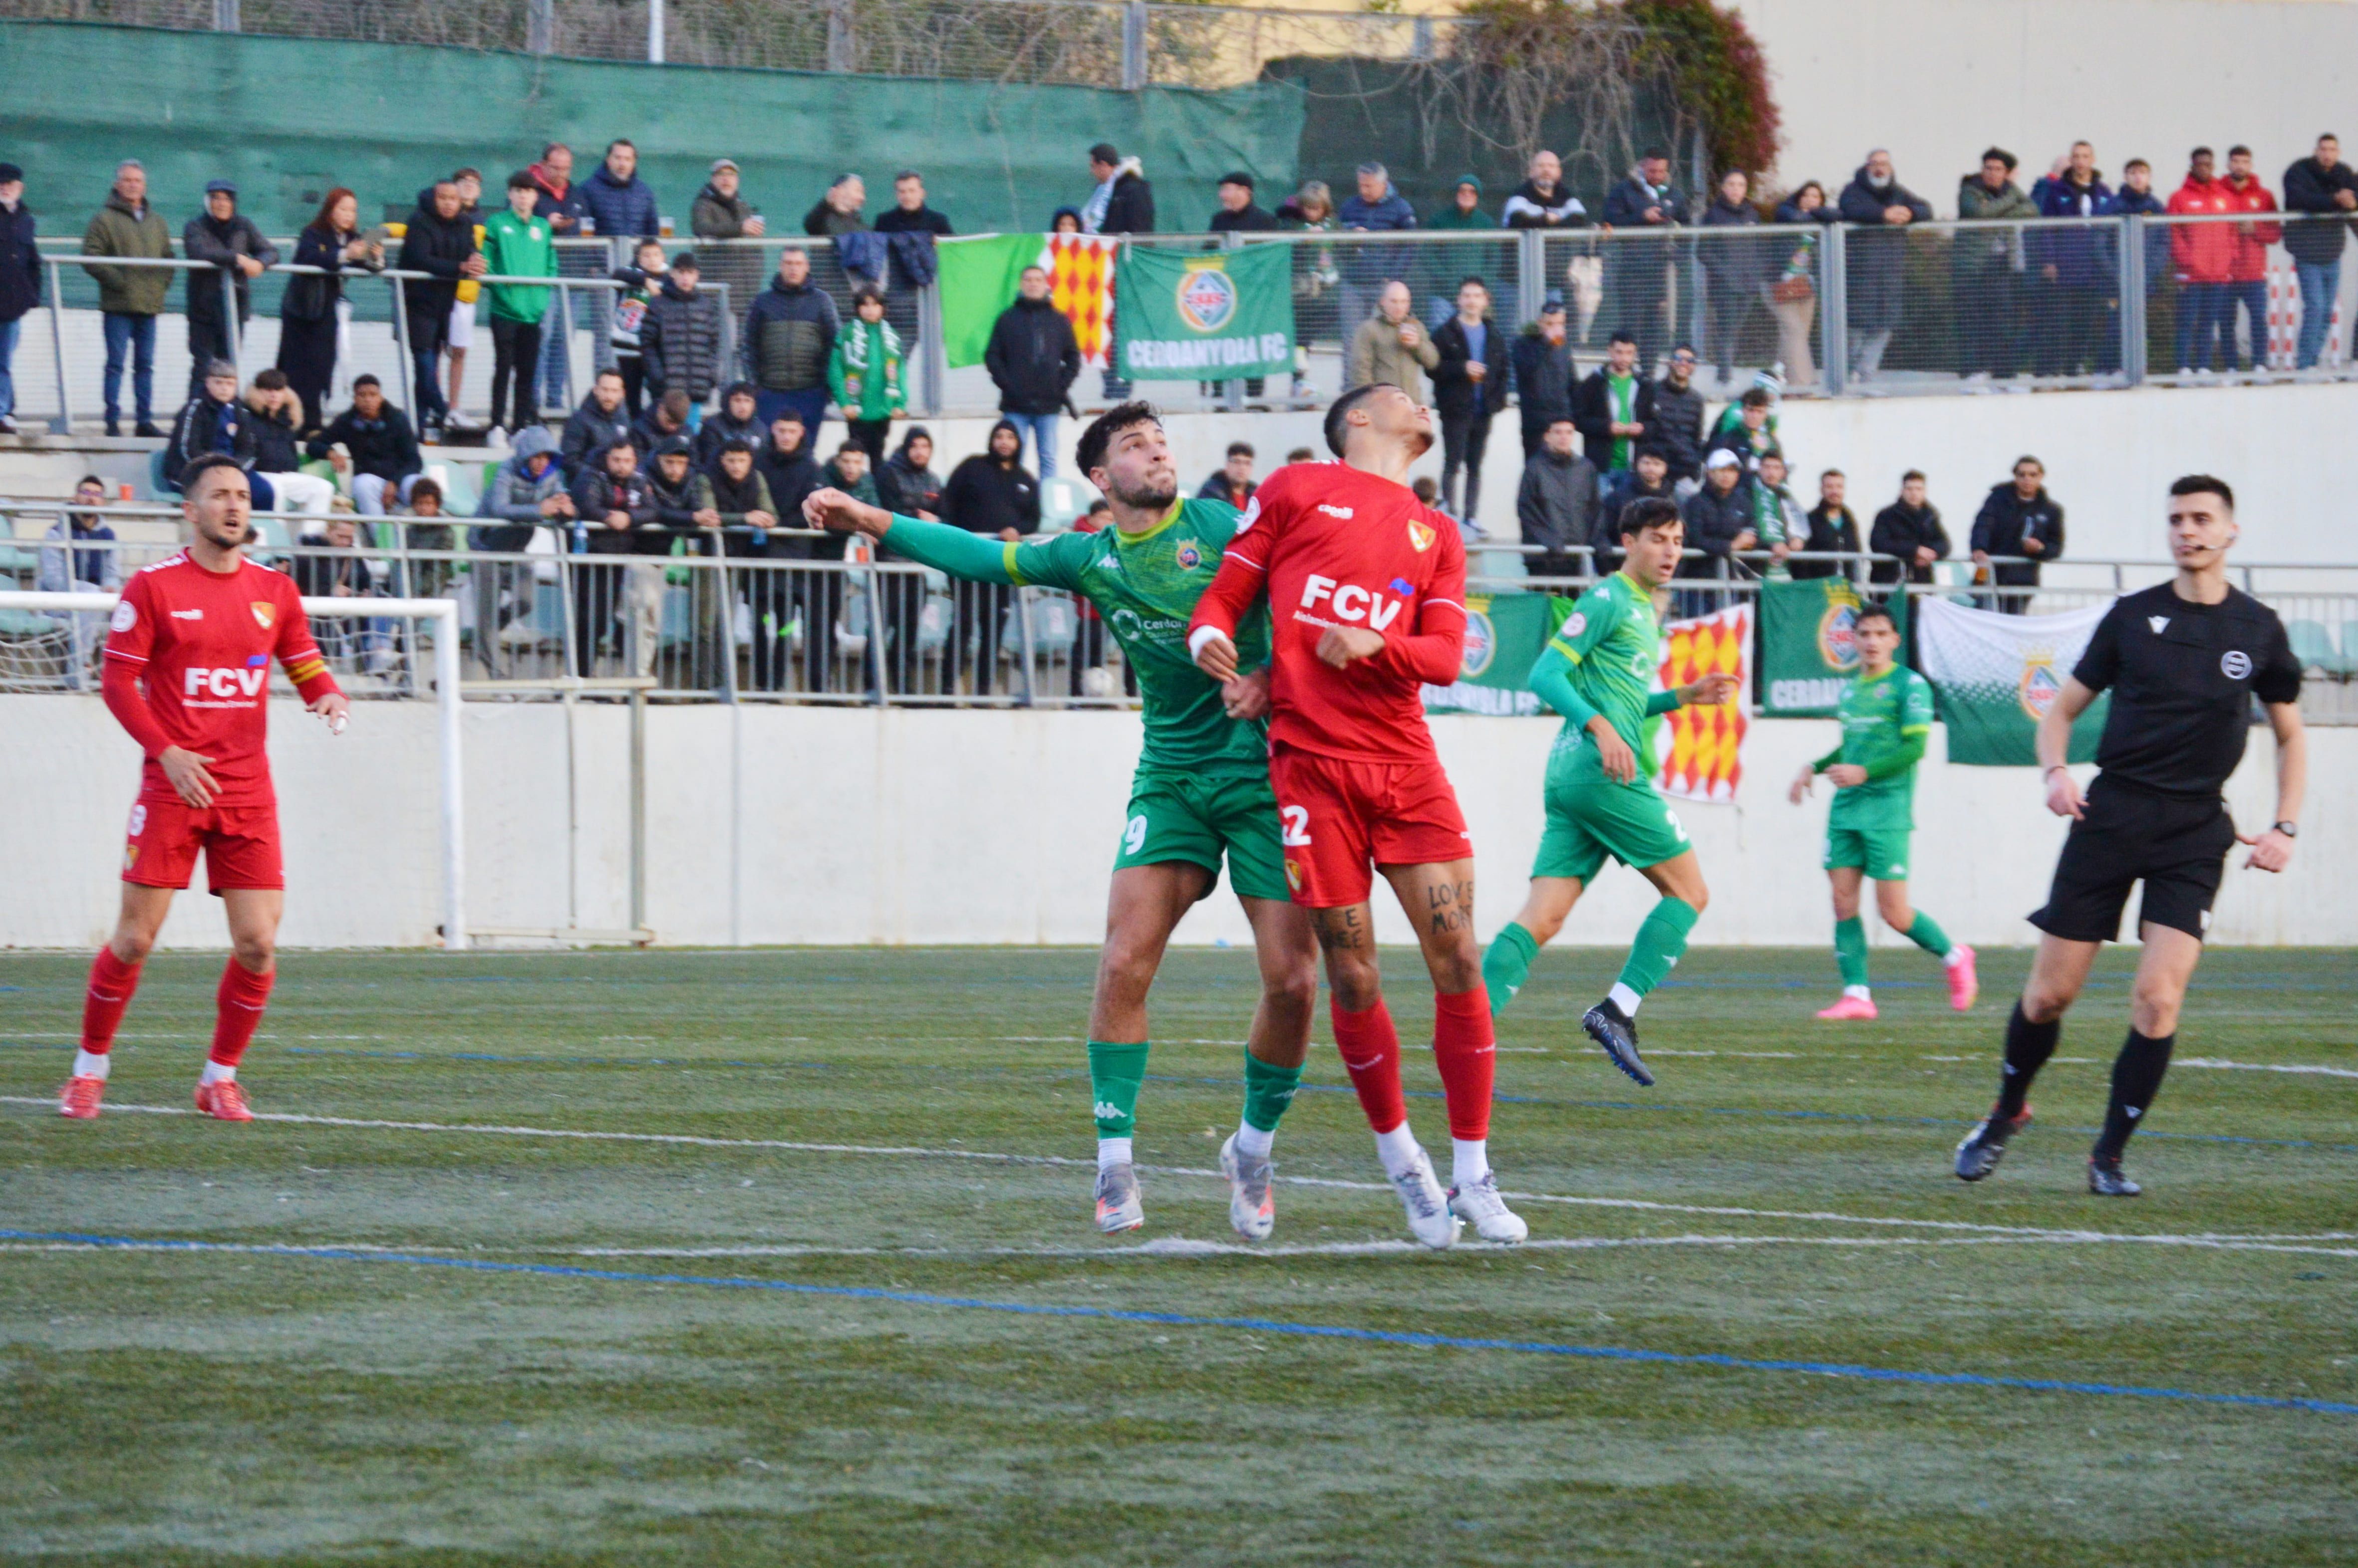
top-left (1740, 386), bottom-right (1772, 407)
top-left (1285, 447), bottom-right (1315, 465)
top-left (1324, 384), bottom-right (1388, 457)
top-left (2124, 157), bottom-right (2150, 172)
top-left (2229, 144), bottom-right (2252, 159)
top-left (2192, 145), bottom-right (2214, 161)
top-left (452, 166), bottom-right (481, 184)
top-left (541, 141), bottom-right (569, 161)
top-left (1074, 400), bottom-right (1161, 479)
top-left (1544, 416), bottom-right (1577, 432)
top-left (1225, 441), bottom-right (1254, 460)
top-left (895, 169), bottom-right (923, 183)
top-left (1852, 602), bottom-right (1898, 632)
top-left (1086, 498), bottom-right (1113, 516)
top-left (1820, 467), bottom-right (1844, 480)
top-left (2168, 473), bottom-right (2235, 509)
top-left (595, 367), bottom-right (625, 384)
top-left (1608, 330), bottom-right (1637, 347)
top-left (253, 367), bottom-right (288, 390)
top-left (659, 388), bottom-right (691, 420)
top-left (507, 170), bottom-right (537, 192)
top-left (409, 477), bottom-right (444, 507)
top-left (1089, 142), bottom-right (1121, 166)
top-left (1618, 496), bottom-right (1681, 540)
top-left (1982, 146), bottom-right (2018, 170)
top-left (179, 453), bottom-right (248, 495)
top-left (1457, 274), bottom-right (1489, 294)
top-left (2013, 454), bottom-right (2044, 472)
top-left (1900, 468), bottom-right (1926, 485)
top-left (1642, 148), bottom-right (1669, 163)
top-left (606, 138), bottom-right (636, 155)
top-left (76, 472), bottom-right (105, 491)
top-left (352, 373), bottom-right (381, 391)
top-left (837, 440), bottom-right (866, 457)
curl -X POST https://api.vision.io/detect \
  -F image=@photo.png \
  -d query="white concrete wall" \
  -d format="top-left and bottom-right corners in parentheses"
top-left (3, 694), bottom-right (2343, 950)
top-left (1736, 0), bottom-right (2358, 205)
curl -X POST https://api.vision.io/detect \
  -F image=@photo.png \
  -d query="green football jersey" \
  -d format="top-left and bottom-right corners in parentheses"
top-left (1828, 664), bottom-right (1934, 830)
top-left (1005, 498), bottom-right (1271, 774)
top-left (1546, 571), bottom-right (1662, 757)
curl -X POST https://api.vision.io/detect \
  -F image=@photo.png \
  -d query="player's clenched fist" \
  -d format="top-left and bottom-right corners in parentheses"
top-left (1677, 670), bottom-right (1741, 707)
top-left (1315, 626), bottom-right (1386, 669)
top-left (803, 486), bottom-right (890, 539)
top-left (1191, 629), bottom-right (1240, 683)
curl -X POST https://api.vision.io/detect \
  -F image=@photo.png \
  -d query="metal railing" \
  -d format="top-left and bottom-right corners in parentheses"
top-left (22, 213), bottom-right (2358, 435)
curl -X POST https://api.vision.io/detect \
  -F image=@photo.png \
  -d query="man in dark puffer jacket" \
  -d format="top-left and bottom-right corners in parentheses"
top-left (742, 247), bottom-right (840, 434)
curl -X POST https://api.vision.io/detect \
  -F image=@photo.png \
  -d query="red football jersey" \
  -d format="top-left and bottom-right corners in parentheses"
top-left (1189, 461), bottom-right (1467, 763)
top-left (103, 552), bottom-right (334, 807)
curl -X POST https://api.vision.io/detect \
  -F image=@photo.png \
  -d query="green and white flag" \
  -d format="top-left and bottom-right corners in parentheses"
top-left (1755, 576), bottom-right (1909, 716)
top-left (1914, 596), bottom-right (2111, 765)
top-left (1113, 244), bottom-right (1293, 381)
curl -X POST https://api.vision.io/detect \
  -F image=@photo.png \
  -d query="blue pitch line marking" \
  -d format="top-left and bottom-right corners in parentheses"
top-left (8, 1227), bottom-right (2353, 1419)
top-left (4, 1040), bottom-right (2348, 1153)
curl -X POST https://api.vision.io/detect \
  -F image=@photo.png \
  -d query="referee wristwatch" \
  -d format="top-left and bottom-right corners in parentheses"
top-left (2272, 821), bottom-right (2299, 839)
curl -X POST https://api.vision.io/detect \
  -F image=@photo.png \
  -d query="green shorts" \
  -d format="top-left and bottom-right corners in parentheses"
top-left (1824, 823), bottom-right (1912, 881)
top-left (1532, 753), bottom-right (1692, 884)
top-left (1115, 767), bottom-right (1288, 903)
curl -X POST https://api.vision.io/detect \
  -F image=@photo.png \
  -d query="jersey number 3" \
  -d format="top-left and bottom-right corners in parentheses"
top-left (1280, 806), bottom-right (1313, 846)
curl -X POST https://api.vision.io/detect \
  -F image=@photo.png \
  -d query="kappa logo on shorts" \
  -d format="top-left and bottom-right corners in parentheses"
top-left (250, 601), bottom-right (275, 630)
top-left (2220, 649), bottom-right (2252, 680)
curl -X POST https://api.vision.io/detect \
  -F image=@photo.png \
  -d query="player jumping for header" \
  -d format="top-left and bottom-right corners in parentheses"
top-left (805, 404), bottom-right (1318, 1240)
top-left (1476, 499), bottom-right (1738, 1085)
top-left (1786, 601), bottom-right (1978, 1019)
top-left (1188, 382), bottom-right (1521, 1249)
top-left (1954, 475), bottom-right (2304, 1196)
top-left (59, 453), bottom-right (350, 1123)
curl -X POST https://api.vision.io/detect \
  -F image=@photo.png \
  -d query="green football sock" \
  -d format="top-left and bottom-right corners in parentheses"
top-left (1481, 922), bottom-right (1539, 1018)
top-left (1834, 915), bottom-right (1870, 989)
top-left (1614, 897), bottom-right (1699, 1000)
top-left (1087, 1040), bottom-right (1150, 1140)
top-left (1905, 911), bottom-right (1954, 959)
top-left (1240, 1049), bottom-right (1304, 1134)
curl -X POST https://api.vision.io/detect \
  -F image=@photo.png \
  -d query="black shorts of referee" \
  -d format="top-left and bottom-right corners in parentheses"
top-left (2030, 773), bottom-right (2237, 943)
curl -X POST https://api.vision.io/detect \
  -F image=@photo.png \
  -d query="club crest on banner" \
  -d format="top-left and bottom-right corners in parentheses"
top-left (1816, 598), bottom-right (1862, 672)
top-left (1460, 608), bottom-right (1496, 679)
top-left (2018, 656), bottom-right (2063, 721)
top-left (1176, 263), bottom-right (1238, 332)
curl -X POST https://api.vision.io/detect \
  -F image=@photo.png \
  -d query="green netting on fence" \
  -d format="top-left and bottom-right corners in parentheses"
top-left (0, 20), bottom-right (1305, 237)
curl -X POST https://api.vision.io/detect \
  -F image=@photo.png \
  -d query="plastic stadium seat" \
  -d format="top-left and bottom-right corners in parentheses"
top-left (1038, 477), bottom-right (1091, 532)
top-left (145, 448), bottom-right (171, 500)
top-left (2339, 623), bottom-right (2358, 679)
top-left (2288, 620), bottom-right (2337, 674)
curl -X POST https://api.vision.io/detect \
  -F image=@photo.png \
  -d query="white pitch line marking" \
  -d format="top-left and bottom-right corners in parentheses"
top-left (12, 1096), bottom-right (2352, 1248)
top-left (2176, 1058), bottom-right (2358, 1081)
top-left (7, 1233), bottom-right (2357, 1262)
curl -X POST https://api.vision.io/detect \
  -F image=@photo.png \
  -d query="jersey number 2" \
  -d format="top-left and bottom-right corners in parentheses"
top-left (1280, 806), bottom-right (1312, 846)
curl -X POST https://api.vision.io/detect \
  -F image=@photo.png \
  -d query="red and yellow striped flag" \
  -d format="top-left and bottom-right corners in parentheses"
top-left (1652, 603), bottom-right (1751, 803)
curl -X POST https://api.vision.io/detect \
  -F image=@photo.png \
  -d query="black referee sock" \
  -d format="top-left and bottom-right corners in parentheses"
top-left (2094, 1029), bottom-right (2176, 1162)
top-left (1993, 1001), bottom-right (2059, 1121)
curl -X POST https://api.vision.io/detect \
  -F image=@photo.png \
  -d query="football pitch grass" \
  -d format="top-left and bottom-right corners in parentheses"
top-left (4, 944), bottom-right (2354, 1565)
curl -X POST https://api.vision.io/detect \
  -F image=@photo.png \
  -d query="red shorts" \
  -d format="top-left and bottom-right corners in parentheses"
top-left (122, 796), bottom-right (284, 894)
top-left (1270, 747), bottom-right (1472, 908)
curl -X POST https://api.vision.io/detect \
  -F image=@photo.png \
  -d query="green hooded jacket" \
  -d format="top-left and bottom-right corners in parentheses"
top-left (80, 190), bottom-right (173, 315)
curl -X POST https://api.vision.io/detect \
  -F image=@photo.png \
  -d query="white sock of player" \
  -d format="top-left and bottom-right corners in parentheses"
top-left (1608, 982), bottom-right (1643, 1017)
top-left (1944, 946), bottom-right (1973, 969)
top-left (198, 1060), bottom-right (237, 1087)
top-left (72, 1049), bottom-right (110, 1081)
top-left (1232, 1120), bottom-right (1274, 1161)
top-left (1844, 984), bottom-right (1872, 1001)
top-left (1374, 1122), bottom-right (1422, 1181)
top-left (1451, 1138), bottom-right (1491, 1189)
top-left (1096, 1136), bottom-right (1132, 1172)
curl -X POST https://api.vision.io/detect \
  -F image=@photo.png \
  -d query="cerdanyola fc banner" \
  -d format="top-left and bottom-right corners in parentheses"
top-left (1113, 244), bottom-right (1294, 381)
top-left (1914, 596), bottom-right (2111, 766)
top-left (1755, 577), bottom-right (1911, 717)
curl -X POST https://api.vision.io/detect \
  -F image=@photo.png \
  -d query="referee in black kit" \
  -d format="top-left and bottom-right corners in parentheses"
top-left (1955, 475), bottom-right (2308, 1196)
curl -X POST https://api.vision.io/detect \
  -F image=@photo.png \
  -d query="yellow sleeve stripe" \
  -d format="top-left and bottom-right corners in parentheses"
top-left (1547, 638), bottom-right (1581, 665)
top-left (1901, 723), bottom-right (1931, 735)
top-left (287, 658), bottom-right (328, 684)
top-left (1002, 542), bottom-right (1029, 587)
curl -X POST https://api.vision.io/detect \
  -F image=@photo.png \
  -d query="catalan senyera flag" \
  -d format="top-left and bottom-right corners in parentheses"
top-left (1651, 603), bottom-right (1751, 803)
top-left (936, 232), bottom-right (1121, 370)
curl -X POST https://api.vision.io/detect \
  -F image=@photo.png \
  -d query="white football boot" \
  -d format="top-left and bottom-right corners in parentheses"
top-left (1219, 1133), bottom-right (1275, 1242)
top-left (1448, 1172), bottom-right (1529, 1244)
top-left (1390, 1148), bottom-right (1463, 1250)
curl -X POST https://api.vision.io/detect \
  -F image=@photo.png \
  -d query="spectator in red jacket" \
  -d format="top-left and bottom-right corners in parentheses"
top-left (2167, 147), bottom-right (2236, 372)
top-left (2220, 145), bottom-right (2282, 372)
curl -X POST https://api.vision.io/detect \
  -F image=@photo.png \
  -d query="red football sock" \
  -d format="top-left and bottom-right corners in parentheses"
top-left (80, 948), bottom-right (144, 1054)
top-left (209, 959), bottom-right (276, 1068)
top-left (1331, 998), bottom-right (1407, 1136)
top-left (1431, 985), bottom-right (1496, 1142)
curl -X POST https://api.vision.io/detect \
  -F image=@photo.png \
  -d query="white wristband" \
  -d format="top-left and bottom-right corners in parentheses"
top-left (1187, 625), bottom-right (1230, 660)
